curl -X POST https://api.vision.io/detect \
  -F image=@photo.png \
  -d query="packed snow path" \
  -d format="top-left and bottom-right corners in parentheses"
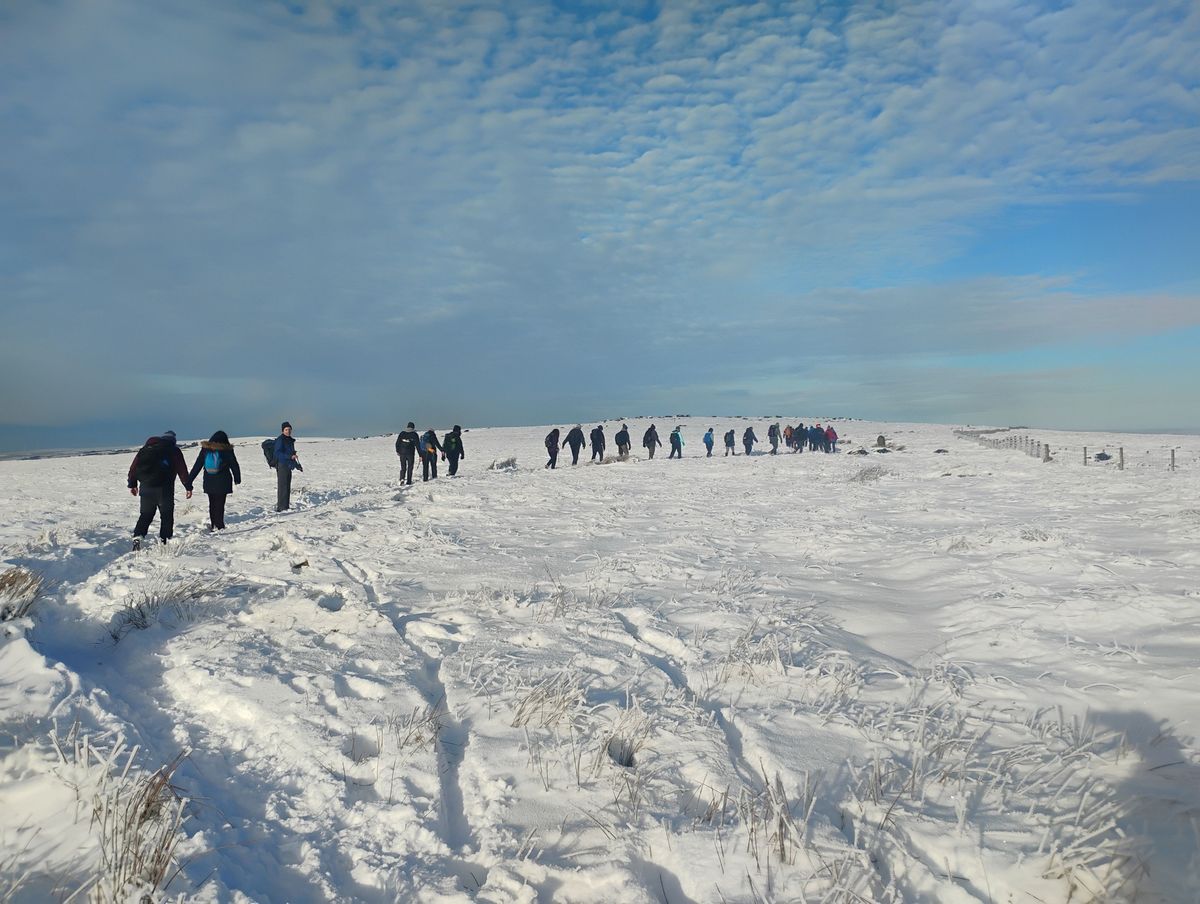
top-left (2, 419), bottom-right (1199, 902)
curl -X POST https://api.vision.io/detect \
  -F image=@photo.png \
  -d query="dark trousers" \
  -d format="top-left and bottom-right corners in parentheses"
top-left (646, 445), bottom-right (656, 459)
top-left (134, 484), bottom-right (175, 539)
top-left (276, 465), bottom-right (292, 510)
top-left (669, 443), bottom-right (681, 458)
top-left (569, 443), bottom-right (582, 464)
top-left (591, 446), bottom-right (604, 462)
top-left (744, 442), bottom-right (753, 455)
top-left (725, 445), bottom-right (734, 456)
top-left (399, 452), bottom-right (415, 485)
top-left (770, 440), bottom-right (779, 454)
top-left (546, 448), bottom-right (558, 469)
top-left (207, 493), bottom-right (228, 530)
top-left (705, 444), bottom-right (713, 457)
top-left (422, 454), bottom-right (438, 481)
top-left (447, 453), bottom-right (461, 476)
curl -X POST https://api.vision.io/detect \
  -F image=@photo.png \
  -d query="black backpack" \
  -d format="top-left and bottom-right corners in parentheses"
top-left (134, 443), bottom-right (172, 487)
top-left (262, 438), bottom-right (277, 468)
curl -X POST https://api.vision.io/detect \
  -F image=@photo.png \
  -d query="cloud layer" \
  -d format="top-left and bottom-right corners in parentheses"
top-left (1, 0), bottom-right (1197, 446)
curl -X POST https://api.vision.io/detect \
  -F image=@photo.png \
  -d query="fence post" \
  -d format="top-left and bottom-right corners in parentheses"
top-left (1042, 443), bottom-right (1051, 463)
top-left (1083, 446), bottom-right (1087, 466)
top-left (1171, 449), bottom-right (1176, 472)
top-left (1119, 447), bottom-right (1124, 471)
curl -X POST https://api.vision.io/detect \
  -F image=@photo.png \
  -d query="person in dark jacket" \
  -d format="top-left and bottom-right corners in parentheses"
top-left (724, 429), bottom-right (736, 456)
top-left (703, 428), bottom-right (714, 457)
top-left (614, 424), bottom-right (631, 458)
top-left (273, 422), bottom-right (300, 511)
top-left (642, 424), bottom-right (662, 459)
top-left (768, 423), bottom-right (780, 454)
top-left (743, 426), bottom-right (758, 456)
top-left (563, 425), bottom-right (586, 465)
top-left (128, 430), bottom-right (193, 548)
top-left (187, 430), bottom-right (241, 532)
top-left (420, 428), bottom-right (443, 481)
top-left (395, 422), bottom-right (419, 485)
top-left (590, 425), bottom-right (606, 462)
top-left (669, 426), bottom-right (684, 459)
top-left (794, 423), bottom-right (805, 453)
top-left (809, 424), bottom-right (822, 452)
top-left (443, 425), bottom-right (466, 476)
top-left (545, 428), bottom-right (560, 469)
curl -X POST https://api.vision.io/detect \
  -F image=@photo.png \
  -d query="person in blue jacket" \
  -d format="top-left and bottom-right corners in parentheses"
top-left (724, 429), bottom-right (736, 456)
top-left (743, 426), bottom-right (758, 456)
top-left (703, 428), bottom-right (714, 457)
top-left (669, 426), bottom-right (684, 458)
top-left (274, 422), bottom-right (301, 511)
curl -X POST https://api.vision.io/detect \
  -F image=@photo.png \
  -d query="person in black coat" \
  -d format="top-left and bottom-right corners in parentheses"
top-left (590, 425), bottom-right (606, 462)
top-left (442, 425), bottom-right (466, 476)
top-left (545, 428), bottom-right (560, 469)
top-left (614, 424), bottom-right (631, 458)
top-left (724, 429), bottom-right (736, 456)
top-left (128, 430), bottom-right (193, 547)
top-left (642, 424), bottom-right (662, 459)
top-left (420, 429), bottom-right (444, 481)
top-left (395, 421), bottom-right (419, 485)
top-left (743, 426), bottom-right (758, 456)
top-left (188, 430), bottom-right (241, 531)
top-left (563, 425), bottom-right (586, 465)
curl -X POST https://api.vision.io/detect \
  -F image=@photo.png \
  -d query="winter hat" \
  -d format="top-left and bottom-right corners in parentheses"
top-left (407, 422), bottom-right (415, 429)
top-left (162, 430), bottom-right (176, 438)
top-left (282, 421), bottom-right (292, 430)
top-left (453, 425), bottom-right (461, 432)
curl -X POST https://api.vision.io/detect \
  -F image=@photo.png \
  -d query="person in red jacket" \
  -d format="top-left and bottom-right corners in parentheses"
top-left (127, 430), bottom-right (193, 549)
top-left (825, 425), bottom-right (838, 453)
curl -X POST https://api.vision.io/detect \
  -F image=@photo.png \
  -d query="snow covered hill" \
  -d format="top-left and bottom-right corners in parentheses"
top-left (2, 419), bottom-right (1198, 902)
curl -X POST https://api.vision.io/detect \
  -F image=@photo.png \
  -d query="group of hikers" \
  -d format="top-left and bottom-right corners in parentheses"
top-left (543, 422), bottom-right (838, 467)
top-left (125, 419), bottom-right (838, 547)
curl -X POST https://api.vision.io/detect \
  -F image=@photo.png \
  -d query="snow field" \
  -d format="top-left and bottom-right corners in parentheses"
top-left (1, 419), bottom-right (1199, 902)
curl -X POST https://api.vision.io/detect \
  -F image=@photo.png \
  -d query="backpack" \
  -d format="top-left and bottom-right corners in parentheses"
top-left (204, 450), bottom-right (222, 474)
top-left (445, 435), bottom-right (459, 453)
top-left (262, 438), bottom-right (277, 468)
top-left (134, 443), bottom-right (172, 487)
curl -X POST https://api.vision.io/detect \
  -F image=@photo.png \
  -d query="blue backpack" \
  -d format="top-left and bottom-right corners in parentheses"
top-left (204, 450), bottom-right (222, 474)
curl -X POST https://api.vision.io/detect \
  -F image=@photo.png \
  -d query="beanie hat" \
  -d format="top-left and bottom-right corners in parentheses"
top-left (407, 422), bottom-right (415, 429)
top-left (162, 430), bottom-right (176, 438)
top-left (282, 421), bottom-right (292, 430)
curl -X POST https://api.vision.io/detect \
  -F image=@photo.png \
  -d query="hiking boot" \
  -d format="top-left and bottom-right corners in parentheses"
top-left (131, 537), bottom-right (141, 551)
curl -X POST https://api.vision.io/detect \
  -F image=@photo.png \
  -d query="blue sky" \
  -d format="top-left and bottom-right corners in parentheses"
top-left (1, 0), bottom-right (1198, 450)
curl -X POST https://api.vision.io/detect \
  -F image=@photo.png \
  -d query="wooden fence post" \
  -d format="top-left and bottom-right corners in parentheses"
top-left (1119, 447), bottom-right (1124, 471)
top-left (1171, 449), bottom-right (1176, 472)
top-left (1083, 446), bottom-right (1087, 466)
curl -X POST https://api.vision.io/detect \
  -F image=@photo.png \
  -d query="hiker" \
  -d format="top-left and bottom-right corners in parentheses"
top-left (443, 425), bottom-right (466, 476)
top-left (669, 426), bottom-right (684, 459)
top-left (783, 425), bottom-right (793, 450)
top-left (794, 423), bottom-right (805, 453)
top-left (642, 424), bottom-right (662, 459)
top-left (545, 428), bottom-right (560, 469)
top-left (809, 424), bottom-right (822, 452)
top-left (768, 423), bottom-right (780, 454)
top-left (187, 430), bottom-right (241, 532)
top-left (703, 428), bottom-right (714, 457)
top-left (743, 426), bottom-right (758, 456)
top-left (127, 430), bottom-right (193, 548)
top-left (614, 424), bottom-right (631, 458)
top-left (825, 425), bottom-right (838, 453)
top-left (563, 425), bottom-right (586, 465)
top-left (590, 425), bottom-right (606, 462)
top-left (420, 428), bottom-right (443, 481)
top-left (395, 422), bottom-right (419, 485)
top-left (724, 429), bottom-right (736, 456)
top-left (274, 422), bottom-right (300, 511)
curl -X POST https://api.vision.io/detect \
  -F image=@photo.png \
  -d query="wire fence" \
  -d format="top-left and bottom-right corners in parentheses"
top-left (954, 429), bottom-right (1197, 473)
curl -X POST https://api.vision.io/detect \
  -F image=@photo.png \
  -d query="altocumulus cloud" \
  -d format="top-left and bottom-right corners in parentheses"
top-left (0, 0), bottom-right (1197, 448)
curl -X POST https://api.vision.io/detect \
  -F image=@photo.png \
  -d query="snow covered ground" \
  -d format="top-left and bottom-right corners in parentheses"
top-left (1, 418), bottom-right (1198, 903)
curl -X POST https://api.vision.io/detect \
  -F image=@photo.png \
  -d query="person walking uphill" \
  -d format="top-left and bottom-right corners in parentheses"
top-left (420, 428), bottom-right (443, 481)
top-left (825, 425), bottom-right (838, 453)
top-left (642, 424), bottom-right (662, 459)
top-left (273, 422), bottom-right (301, 511)
top-left (669, 426), bottom-right (684, 458)
top-left (703, 428), bottom-right (715, 457)
top-left (128, 430), bottom-right (193, 549)
top-left (188, 430), bottom-right (241, 532)
top-left (545, 428), bottom-right (560, 469)
top-left (724, 429), bottom-right (736, 456)
top-left (563, 425), bottom-right (586, 465)
top-left (743, 426), bottom-right (758, 456)
top-left (614, 424), bottom-right (631, 458)
top-left (443, 425), bottom-right (466, 476)
top-left (768, 423), bottom-right (780, 455)
top-left (589, 425), bottom-right (606, 462)
top-left (395, 422), bottom-right (419, 485)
